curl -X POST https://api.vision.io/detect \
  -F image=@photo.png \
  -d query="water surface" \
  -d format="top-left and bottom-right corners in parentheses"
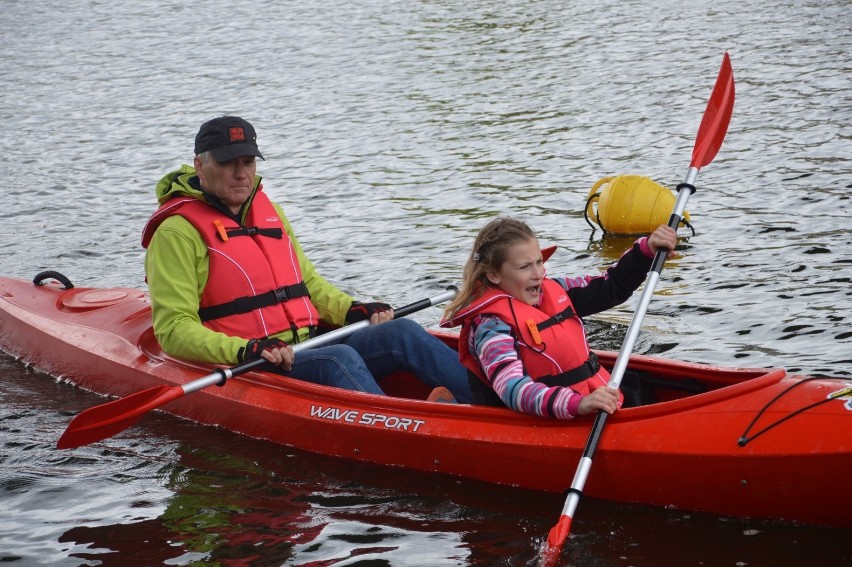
top-left (1, 0), bottom-right (850, 565)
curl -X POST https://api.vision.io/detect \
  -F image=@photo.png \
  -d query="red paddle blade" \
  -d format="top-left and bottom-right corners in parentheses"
top-left (541, 515), bottom-right (573, 566)
top-left (56, 385), bottom-right (184, 449)
top-left (690, 52), bottom-right (735, 169)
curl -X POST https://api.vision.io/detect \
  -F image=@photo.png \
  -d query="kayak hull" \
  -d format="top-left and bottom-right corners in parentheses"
top-left (1, 276), bottom-right (849, 528)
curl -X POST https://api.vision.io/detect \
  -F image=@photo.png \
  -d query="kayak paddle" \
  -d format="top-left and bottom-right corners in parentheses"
top-left (56, 287), bottom-right (457, 450)
top-left (542, 52), bottom-right (735, 565)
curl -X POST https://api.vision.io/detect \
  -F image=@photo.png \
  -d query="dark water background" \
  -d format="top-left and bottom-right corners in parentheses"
top-left (1, 0), bottom-right (850, 565)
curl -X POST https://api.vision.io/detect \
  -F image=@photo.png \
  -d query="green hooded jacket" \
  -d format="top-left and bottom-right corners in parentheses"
top-left (144, 165), bottom-right (355, 364)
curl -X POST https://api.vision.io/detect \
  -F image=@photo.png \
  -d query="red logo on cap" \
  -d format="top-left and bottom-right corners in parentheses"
top-left (229, 127), bottom-right (246, 142)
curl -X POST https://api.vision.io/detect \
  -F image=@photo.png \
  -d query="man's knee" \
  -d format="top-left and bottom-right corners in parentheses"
top-left (323, 344), bottom-right (364, 367)
top-left (392, 318), bottom-right (422, 331)
top-left (386, 317), bottom-right (428, 338)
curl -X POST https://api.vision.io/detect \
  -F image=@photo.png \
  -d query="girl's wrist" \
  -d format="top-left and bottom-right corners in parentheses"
top-left (638, 236), bottom-right (653, 258)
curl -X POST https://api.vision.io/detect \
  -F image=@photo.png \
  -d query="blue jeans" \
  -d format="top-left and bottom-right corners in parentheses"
top-left (284, 319), bottom-right (471, 402)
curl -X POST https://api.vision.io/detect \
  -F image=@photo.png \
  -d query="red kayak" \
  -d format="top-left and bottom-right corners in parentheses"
top-left (0, 273), bottom-right (849, 529)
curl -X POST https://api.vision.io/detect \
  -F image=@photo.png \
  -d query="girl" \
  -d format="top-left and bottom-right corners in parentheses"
top-left (441, 217), bottom-right (676, 418)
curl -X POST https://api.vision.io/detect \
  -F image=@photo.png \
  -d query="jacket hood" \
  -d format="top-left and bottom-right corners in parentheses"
top-left (155, 165), bottom-right (201, 205)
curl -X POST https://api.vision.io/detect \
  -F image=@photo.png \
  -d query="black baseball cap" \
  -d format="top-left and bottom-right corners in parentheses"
top-left (194, 116), bottom-right (265, 162)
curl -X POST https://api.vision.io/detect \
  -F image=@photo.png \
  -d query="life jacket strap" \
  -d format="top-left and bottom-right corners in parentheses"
top-left (538, 352), bottom-right (601, 388)
top-left (199, 282), bottom-right (310, 321)
top-left (536, 305), bottom-right (576, 332)
top-left (283, 323), bottom-right (318, 345)
top-left (222, 226), bottom-right (284, 241)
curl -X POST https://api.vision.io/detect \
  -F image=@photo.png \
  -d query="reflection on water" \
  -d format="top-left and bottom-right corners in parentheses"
top-left (1, 0), bottom-right (850, 564)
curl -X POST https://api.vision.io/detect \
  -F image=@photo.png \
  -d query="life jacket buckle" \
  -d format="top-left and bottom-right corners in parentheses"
top-left (274, 286), bottom-right (293, 302)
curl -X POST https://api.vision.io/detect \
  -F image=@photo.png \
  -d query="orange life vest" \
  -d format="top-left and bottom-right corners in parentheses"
top-left (448, 279), bottom-right (612, 397)
top-left (142, 193), bottom-right (319, 339)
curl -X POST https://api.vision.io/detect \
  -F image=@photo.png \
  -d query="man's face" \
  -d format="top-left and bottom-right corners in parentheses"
top-left (194, 154), bottom-right (257, 214)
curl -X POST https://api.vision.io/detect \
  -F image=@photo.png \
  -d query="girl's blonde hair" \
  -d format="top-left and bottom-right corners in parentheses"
top-left (444, 217), bottom-right (537, 320)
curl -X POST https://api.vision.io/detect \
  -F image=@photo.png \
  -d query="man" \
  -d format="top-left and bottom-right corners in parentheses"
top-left (143, 115), bottom-right (470, 401)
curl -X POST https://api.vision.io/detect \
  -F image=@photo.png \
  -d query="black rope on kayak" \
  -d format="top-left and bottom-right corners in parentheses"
top-left (32, 271), bottom-right (74, 289)
top-left (737, 376), bottom-right (851, 447)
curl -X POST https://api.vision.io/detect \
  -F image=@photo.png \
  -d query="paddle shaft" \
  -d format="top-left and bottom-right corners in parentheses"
top-left (556, 168), bottom-right (696, 521)
top-left (56, 287), bottom-right (457, 449)
top-left (543, 54), bottom-right (734, 562)
top-left (182, 288), bottom-right (458, 394)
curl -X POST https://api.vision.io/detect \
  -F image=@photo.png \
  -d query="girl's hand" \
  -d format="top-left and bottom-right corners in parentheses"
top-left (647, 225), bottom-right (678, 258)
top-left (577, 387), bottom-right (620, 416)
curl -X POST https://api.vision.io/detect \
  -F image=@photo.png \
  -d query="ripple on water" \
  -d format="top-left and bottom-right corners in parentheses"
top-left (1, 0), bottom-right (851, 565)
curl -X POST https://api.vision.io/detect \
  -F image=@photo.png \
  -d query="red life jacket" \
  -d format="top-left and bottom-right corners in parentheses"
top-left (447, 279), bottom-right (612, 397)
top-left (142, 192), bottom-right (319, 339)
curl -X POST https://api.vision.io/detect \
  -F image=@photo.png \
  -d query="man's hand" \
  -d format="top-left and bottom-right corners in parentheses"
top-left (238, 337), bottom-right (295, 370)
top-left (346, 301), bottom-right (394, 325)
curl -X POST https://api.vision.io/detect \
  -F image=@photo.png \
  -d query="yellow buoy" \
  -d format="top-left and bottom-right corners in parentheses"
top-left (584, 175), bottom-right (691, 235)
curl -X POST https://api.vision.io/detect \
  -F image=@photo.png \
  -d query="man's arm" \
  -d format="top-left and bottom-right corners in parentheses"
top-left (145, 215), bottom-right (246, 364)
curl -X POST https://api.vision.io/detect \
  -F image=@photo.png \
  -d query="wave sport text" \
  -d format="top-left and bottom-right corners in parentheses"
top-left (310, 405), bottom-right (426, 432)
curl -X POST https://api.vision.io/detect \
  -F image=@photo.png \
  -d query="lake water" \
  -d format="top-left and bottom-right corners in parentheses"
top-left (1, 0), bottom-right (850, 565)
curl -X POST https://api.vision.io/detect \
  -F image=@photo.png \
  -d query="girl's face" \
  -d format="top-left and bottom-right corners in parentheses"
top-left (487, 237), bottom-right (545, 305)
